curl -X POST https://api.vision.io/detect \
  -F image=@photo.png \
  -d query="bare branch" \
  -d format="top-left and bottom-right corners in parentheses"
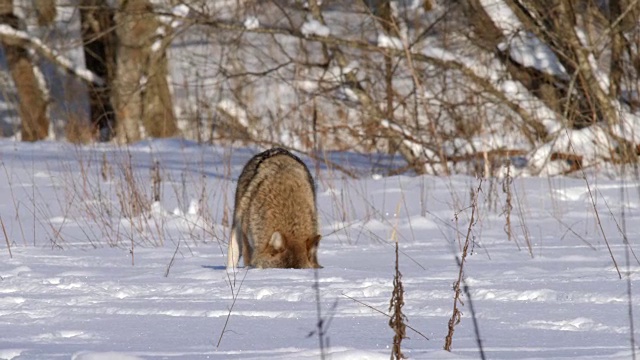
top-left (0, 24), bottom-right (104, 86)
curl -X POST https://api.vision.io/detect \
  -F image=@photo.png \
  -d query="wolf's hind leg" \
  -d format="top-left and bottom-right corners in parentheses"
top-left (242, 234), bottom-right (253, 267)
top-left (227, 225), bottom-right (242, 269)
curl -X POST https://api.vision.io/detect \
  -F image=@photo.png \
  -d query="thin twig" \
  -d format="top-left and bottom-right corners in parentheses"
top-left (551, 214), bottom-right (597, 250)
top-left (598, 192), bottom-right (640, 266)
top-left (342, 294), bottom-right (429, 341)
top-left (313, 268), bottom-right (327, 360)
top-left (1, 216), bottom-right (12, 259)
top-left (560, 66), bottom-right (621, 278)
top-left (578, 175), bottom-right (621, 278)
top-left (619, 182), bottom-right (637, 360)
top-left (165, 239), bottom-right (181, 278)
top-left (444, 179), bottom-right (481, 351)
top-left (217, 268), bottom-right (249, 348)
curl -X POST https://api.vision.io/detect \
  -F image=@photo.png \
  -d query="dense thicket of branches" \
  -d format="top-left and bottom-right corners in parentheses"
top-left (0, 0), bottom-right (638, 176)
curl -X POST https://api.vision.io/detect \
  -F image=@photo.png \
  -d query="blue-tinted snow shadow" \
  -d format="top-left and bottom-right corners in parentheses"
top-left (312, 150), bottom-right (409, 177)
top-left (104, 141), bottom-right (411, 180)
top-left (0, 136), bottom-right (412, 181)
top-left (202, 265), bottom-right (228, 271)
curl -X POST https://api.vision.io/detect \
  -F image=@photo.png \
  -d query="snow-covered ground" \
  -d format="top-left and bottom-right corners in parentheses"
top-left (0, 140), bottom-right (639, 359)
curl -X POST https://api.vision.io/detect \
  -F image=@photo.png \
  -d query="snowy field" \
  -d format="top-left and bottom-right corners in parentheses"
top-left (0, 140), bottom-right (639, 360)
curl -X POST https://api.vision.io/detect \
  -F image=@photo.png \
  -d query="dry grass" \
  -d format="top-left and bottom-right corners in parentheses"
top-left (444, 179), bottom-right (481, 352)
top-left (0, 216), bottom-right (12, 258)
top-left (389, 202), bottom-right (407, 359)
top-left (1, 139), bottom-right (635, 358)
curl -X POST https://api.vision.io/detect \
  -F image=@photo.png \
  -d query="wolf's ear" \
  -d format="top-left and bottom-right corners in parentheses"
top-left (269, 232), bottom-right (284, 250)
top-left (306, 234), bottom-right (321, 250)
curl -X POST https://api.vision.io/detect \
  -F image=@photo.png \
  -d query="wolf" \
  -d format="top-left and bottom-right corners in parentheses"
top-left (226, 148), bottom-right (322, 269)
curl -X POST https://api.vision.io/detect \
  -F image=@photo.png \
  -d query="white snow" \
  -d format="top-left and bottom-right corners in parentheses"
top-left (302, 0), bottom-right (324, 10)
top-left (615, 112), bottom-right (640, 143)
top-left (575, 27), bottom-right (611, 95)
top-left (244, 16), bottom-right (260, 30)
top-left (0, 140), bottom-right (639, 359)
top-left (478, 0), bottom-right (521, 33)
top-left (422, 45), bottom-right (563, 135)
top-left (159, 4), bottom-right (189, 28)
top-left (480, 0), bottom-right (566, 77)
top-left (528, 125), bottom-right (614, 174)
top-left (150, 40), bottom-right (162, 52)
top-left (498, 31), bottom-right (567, 76)
top-left (326, 61), bottom-right (359, 83)
top-left (377, 34), bottom-right (404, 50)
top-left (172, 4), bottom-right (190, 18)
top-left (217, 98), bottom-right (251, 130)
top-left (301, 18), bottom-right (331, 37)
top-left (139, 75), bottom-right (148, 88)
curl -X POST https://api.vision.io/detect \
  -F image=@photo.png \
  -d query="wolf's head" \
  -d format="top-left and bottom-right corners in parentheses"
top-left (255, 231), bottom-right (322, 269)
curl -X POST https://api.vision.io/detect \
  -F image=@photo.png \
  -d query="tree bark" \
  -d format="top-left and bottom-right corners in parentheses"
top-left (33, 0), bottom-right (56, 26)
top-left (0, 0), bottom-right (49, 141)
top-left (80, 0), bottom-right (117, 141)
top-left (113, 0), bottom-right (177, 144)
top-left (142, 36), bottom-right (178, 138)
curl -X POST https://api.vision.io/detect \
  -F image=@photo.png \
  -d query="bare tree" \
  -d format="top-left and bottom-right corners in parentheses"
top-left (113, 0), bottom-right (178, 144)
top-left (0, 0), bottom-right (49, 141)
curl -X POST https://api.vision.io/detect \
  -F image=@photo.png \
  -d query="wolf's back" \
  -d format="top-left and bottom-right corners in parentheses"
top-left (233, 148), bottom-right (315, 226)
top-left (234, 148), bottom-right (315, 208)
top-left (228, 148), bottom-right (320, 269)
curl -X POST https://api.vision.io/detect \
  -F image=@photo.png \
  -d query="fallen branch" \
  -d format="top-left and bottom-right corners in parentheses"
top-left (0, 24), bottom-right (104, 86)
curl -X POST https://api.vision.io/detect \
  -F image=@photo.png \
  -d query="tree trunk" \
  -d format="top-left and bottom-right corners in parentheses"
top-left (0, 0), bottom-right (49, 141)
top-left (33, 0), bottom-right (56, 26)
top-left (142, 38), bottom-right (178, 138)
top-left (80, 0), bottom-right (117, 141)
top-left (113, 0), bottom-right (177, 144)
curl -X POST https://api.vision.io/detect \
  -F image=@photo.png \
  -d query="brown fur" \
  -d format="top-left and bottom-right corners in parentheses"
top-left (227, 148), bottom-right (321, 269)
